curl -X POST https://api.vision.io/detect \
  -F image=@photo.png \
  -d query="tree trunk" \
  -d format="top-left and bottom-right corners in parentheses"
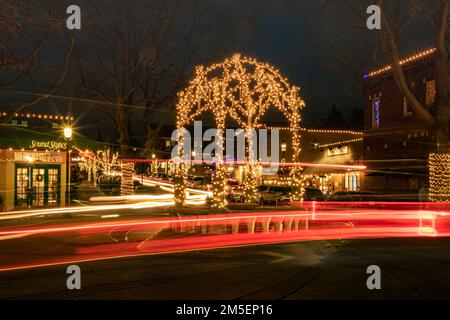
top-left (116, 104), bottom-right (131, 157)
top-left (432, 108), bottom-right (449, 153)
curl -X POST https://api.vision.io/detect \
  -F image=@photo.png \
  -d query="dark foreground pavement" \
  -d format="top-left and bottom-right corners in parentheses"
top-left (1, 237), bottom-right (450, 300)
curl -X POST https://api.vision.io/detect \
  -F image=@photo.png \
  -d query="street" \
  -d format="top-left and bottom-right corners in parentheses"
top-left (1, 200), bottom-right (450, 300)
top-left (1, 237), bottom-right (450, 299)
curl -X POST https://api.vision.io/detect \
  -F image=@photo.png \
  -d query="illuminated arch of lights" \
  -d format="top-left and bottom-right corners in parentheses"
top-left (174, 53), bottom-right (306, 208)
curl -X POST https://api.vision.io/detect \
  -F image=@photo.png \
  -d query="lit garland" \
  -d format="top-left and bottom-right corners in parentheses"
top-left (366, 48), bottom-right (436, 79)
top-left (318, 138), bottom-right (363, 148)
top-left (99, 148), bottom-right (119, 174)
top-left (120, 162), bottom-right (135, 195)
top-left (0, 111), bottom-right (74, 121)
top-left (175, 53), bottom-right (305, 206)
top-left (262, 126), bottom-right (363, 136)
top-left (77, 148), bottom-right (119, 185)
top-left (429, 153), bottom-right (450, 202)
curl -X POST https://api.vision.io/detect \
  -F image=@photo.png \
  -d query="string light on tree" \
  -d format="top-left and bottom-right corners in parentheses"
top-left (121, 162), bottom-right (135, 195)
top-left (175, 53), bottom-right (306, 206)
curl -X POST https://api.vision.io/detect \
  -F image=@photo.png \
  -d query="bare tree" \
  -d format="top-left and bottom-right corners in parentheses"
top-left (77, 1), bottom-right (218, 156)
top-left (0, 1), bottom-right (74, 122)
top-left (376, 0), bottom-right (449, 153)
top-left (77, 0), bottom-right (271, 157)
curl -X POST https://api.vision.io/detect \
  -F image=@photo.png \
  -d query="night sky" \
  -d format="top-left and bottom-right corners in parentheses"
top-left (1, 0), bottom-right (433, 137)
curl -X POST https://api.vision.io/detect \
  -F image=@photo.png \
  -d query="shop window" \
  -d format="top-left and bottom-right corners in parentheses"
top-left (15, 167), bottom-right (29, 207)
top-left (48, 168), bottom-right (59, 205)
top-left (372, 99), bottom-right (380, 128)
top-left (345, 173), bottom-right (360, 191)
top-left (426, 80), bottom-right (436, 106)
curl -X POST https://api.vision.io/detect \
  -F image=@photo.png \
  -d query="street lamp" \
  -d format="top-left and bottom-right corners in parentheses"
top-left (281, 142), bottom-right (287, 162)
top-left (64, 127), bottom-right (73, 140)
top-left (64, 127), bottom-right (73, 206)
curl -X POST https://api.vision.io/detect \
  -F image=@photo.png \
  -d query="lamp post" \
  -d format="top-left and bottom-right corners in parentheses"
top-left (151, 153), bottom-right (156, 175)
top-left (25, 156), bottom-right (34, 208)
top-left (281, 142), bottom-right (287, 161)
top-left (64, 127), bottom-right (73, 206)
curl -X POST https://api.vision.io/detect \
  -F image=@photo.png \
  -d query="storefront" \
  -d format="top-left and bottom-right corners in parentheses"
top-left (0, 148), bottom-right (67, 210)
top-left (302, 171), bottom-right (362, 196)
top-left (260, 127), bottom-right (366, 195)
top-left (0, 143), bottom-right (68, 211)
top-left (0, 111), bottom-right (104, 211)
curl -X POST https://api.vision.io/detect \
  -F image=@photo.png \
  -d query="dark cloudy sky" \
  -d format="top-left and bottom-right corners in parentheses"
top-left (2, 0), bottom-right (434, 135)
top-left (232, 1), bottom-right (363, 125)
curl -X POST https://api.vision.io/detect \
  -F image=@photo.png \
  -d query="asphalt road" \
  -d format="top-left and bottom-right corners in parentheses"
top-left (2, 237), bottom-right (450, 300)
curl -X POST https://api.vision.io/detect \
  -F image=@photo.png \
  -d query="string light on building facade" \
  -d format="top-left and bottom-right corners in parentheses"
top-left (365, 48), bottom-right (436, 79)
top-left (318, 138), bottom-right (363, 149)
top-left (0, 111), bottom-right (74, 121)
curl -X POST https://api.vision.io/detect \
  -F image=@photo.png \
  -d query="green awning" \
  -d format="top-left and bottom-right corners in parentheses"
top-left (0, 125), bottom-right (105, 151)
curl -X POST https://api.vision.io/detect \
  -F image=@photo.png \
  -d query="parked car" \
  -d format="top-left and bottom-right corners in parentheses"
top-left (227, 184), bottom-right (245, 203)
top-left (226, 179), bottom-right (240, 192)
top-left (258, 185), bottom-right (291, 205)
top-left (327, 191), bottom-right (377, 202)
top-left (187, 175), bottom-right (212, 190)
top-left (303, 188), bottom-right (326, 201)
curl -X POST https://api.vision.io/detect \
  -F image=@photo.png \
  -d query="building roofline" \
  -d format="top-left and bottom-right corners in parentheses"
top-left (0, 111), bottom-right (73, 121)
top-left (363, 48), bottom-right (436, 80)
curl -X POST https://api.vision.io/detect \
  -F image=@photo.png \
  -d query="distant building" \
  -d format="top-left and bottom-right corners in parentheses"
top-left (362, 48), bottom-right (450, 199)
top-left (147, 123), bottom-right (365, 194)
top-left (263, 126), bottom-right (364, 194)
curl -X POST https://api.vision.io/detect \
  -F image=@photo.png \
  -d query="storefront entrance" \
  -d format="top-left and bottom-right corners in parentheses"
top-left (15, 164), bottom-right (61, 208)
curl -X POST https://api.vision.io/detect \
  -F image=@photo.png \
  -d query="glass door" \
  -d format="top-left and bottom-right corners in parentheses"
top-left (15, 167), bottom-right (29, 207)
top-left (47, 168), bottom-right (60, 205)
top-left (15, 164), bottom-right (61, 208)
top-left (31, 168), bottom-right (45, 206)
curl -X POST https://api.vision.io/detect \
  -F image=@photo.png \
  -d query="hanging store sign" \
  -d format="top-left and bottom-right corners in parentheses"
top-left (30, 140), bottom-right (68, 150)
top-left (327, 145), bottom-right (349, 157)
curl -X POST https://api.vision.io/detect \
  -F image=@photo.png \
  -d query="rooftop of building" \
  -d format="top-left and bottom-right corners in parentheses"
top-left (363, 47), bottom-right (438, 80)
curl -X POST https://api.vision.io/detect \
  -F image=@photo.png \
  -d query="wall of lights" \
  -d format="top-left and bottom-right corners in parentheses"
top-left (429, 153), bottom-right (450, 202)
top-left (120, 162), bottom-right (135, 196)
top-left (174, 53), bottom-right (305, 207)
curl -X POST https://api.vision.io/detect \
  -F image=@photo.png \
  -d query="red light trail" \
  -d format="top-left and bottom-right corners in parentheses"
top-left (1, 204), bottom-right (450, 272)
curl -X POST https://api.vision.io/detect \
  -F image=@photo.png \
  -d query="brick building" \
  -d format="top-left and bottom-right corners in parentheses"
top-left (362, 48), bottom-right (449, 199)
